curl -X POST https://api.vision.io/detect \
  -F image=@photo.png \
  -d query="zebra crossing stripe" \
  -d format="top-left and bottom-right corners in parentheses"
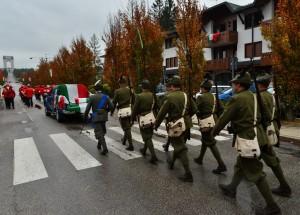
top-left (132, 124), bottom-right (201, 146)
top-left (84, 130), bottom-right (142, 160)
top-left (109, 127), bottom-right (174, 152)
top-left (14, 137), bottom-right (48, 185)
top-left (50, 133), bottom-right (101, 170)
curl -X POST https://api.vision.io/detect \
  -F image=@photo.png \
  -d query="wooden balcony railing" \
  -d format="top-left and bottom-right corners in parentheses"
top-left (206, 30), bottom-right (238, 48)
top-left (206, 58), bottom-right (230, 71)
top-left (261, 52), bottom-right (273, 66)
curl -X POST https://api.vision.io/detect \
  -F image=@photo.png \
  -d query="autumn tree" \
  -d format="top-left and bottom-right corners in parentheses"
top-left (103, 0), bottom-right (166, 93)
top-left (261, 0), bottom-right (300, 116)
top-left (151, 0), bottom-right (176, 31)
top-left (175, 0), bottom-right (206, 95)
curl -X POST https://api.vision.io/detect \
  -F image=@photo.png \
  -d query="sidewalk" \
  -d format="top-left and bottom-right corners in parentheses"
top-left (280, 120), bottom-right (300, 145)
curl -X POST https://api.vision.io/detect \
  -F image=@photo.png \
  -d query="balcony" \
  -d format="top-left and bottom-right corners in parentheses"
top-left (261, 52), bottom-right (273, 66)
top-left (206, 58), bottom-right (230, 71)
top-left (206, 30), bottom-right (238, 48)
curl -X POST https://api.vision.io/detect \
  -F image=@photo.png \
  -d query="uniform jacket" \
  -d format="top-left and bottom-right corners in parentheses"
top-left (84, 91), bottom-right (114, 122)
top-left (155, 90), bottom-right (197, 130)
top-left (6, 88), bottom-right (15, 98)
top-left (112, 86), bottom-right (133, 111)
top-left (261, 90), bottom-right (278, 133)
top-left (2, 88), bottom-right (8, 97)
top-left (196, 92), bottom-right (224, 120)
top-left (25, 87), bottom-right (34, 98)
top-left (131, 91), bottom-right (154, 120)
top-left (212, 89), bottom-right (269, 146)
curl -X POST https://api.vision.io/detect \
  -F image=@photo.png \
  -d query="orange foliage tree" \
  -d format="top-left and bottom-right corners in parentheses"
top-left (261, 0), bottom-right (300, 112)
top-left (175, 0), bottom-right (206, 95)
top-left (103, 0), bottom-right (166, 93)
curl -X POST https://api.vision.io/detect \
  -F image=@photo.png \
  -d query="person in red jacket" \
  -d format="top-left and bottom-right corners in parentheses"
top-left (25, 84), bottom-right (34, 107)
top-left (2, 85), bottom-right (9, 109)
top-left (6, 85), bottom-right (16, 109)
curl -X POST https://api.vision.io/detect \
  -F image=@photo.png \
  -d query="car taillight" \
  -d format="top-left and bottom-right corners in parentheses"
top-left (75, 98), bottom-right (79, 104)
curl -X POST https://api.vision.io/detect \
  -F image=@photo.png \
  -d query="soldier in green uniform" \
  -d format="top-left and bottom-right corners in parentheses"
top-left (256, 72), bottom-right (292, 197)
top-left (131, 80), bottom-right (158, 164)
top-left (111, 76), bottom-right (135, 151)
top-left (194, 78), bottom-right (227, 174)
top-left (211, 71), bottom-right (281, 215)
top-left (154, 76), bottom-right (197, 182)
top-left (84, 81), bottom-right (114, 155)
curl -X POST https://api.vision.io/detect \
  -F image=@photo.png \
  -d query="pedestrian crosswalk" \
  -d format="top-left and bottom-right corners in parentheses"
top-left (12, 125), bottom-right (232, 186)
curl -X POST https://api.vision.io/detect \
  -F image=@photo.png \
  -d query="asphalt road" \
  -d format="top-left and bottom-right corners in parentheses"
top-left (0, 79), bottom-right (299, 214)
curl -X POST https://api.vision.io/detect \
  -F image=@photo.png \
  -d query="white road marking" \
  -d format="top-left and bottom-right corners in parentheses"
top-left (109, 127), bottom-right (174, 152)
top-left (26, 112), bottom-right (33, 121)
top-left (133, 124), bottom-right (201, 146)
top-left (50, 133), bottom-right (101, 170)
top-left (14, 137), bottom-right (48, 185)
top-left (84, 130), bottom-right (142, 160)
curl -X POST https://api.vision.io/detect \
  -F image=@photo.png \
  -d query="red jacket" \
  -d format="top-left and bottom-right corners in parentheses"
top-left (6, 88), bottom-right (15, 98)
top-left (25, 87), bottom-right (34, 98)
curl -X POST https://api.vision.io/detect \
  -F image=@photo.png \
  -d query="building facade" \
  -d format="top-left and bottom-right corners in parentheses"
top-left (162, 0), bottom-right (277, 85)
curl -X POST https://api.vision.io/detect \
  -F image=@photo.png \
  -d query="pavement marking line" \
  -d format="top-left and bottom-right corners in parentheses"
top-left (50, 133), bottom-right (102, 170)
top-left (190, 129), bottom-right (230, 141)
top-left (109, 127), bottom-right (174, 152)
top-left (84, 130), bottom-right (142, 160)
top-left (133, 124), bottom-right (201, 146)
top-left (14, 137), bottom-right (48, 185)
top-left (26, 112), bottom-right (33, 122)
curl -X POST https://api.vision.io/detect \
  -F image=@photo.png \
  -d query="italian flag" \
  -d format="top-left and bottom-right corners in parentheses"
top-left (56, 84), bottom-right (90, 113)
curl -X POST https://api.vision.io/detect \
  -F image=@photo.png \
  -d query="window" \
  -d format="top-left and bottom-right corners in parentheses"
top-left (245, 42), bottom-right (262, 58)
top-left (213, 23), bottom-right (226, 33)
top-left (213, 49), bottom-right (227, 59)
top-left (166, 57), bottom-right (178, 68)
top-left (165, 38), bottom-right (175, 49)
top-left (245, 11), bottom-right (264, 29)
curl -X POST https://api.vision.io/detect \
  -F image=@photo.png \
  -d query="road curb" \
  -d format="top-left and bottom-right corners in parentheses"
top-left (280, 136), bottom-right (300, 146)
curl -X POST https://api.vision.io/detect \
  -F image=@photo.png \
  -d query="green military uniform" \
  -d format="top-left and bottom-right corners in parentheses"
top-left (112, 76), bottom-right (135, 151)
top-left (212, 72), bottom-right (280, 215)
top-left (131, 80), bottom-right (158, 164)
top-left (84, 81), bottom-right (114, 155)
top-left (257, 72), bottom-right (291, 197)
top-left (194, 79), bottom-right (227, 174)
top-left (155, 76), bottom-right (197, 182)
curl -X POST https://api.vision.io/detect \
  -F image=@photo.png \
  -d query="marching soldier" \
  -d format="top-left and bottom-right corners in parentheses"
top-left (212, 71), bottom-right (281, 215)
top-left (154, 76), bottom-right (197, 182)
top-left (83, 81), bottom-right (114, 155)
top-left (111, 76), bottom-right (135, 151)
top-left (256, 72), bottom-right (292, 197)
top-left (25, 84), bottom-right (34, 107)
top-left (131, 80), bottom-right (158, 164)
top-left (194, 78), bottom-right (227, 174)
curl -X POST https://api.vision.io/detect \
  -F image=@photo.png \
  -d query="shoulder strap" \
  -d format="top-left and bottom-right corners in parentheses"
top-left (271, 95), bottom-right (276, 120)
top-left (253, 93), bottom-right (257, 134)
top-left (182, 92), bottom-right (187, 117)
top-left (212, 94), bottom-right (216, 114)
top-left (96, 94), bottom-right (108, 111)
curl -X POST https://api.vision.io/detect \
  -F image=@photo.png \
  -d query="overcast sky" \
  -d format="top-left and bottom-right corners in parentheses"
top-left (0, 0), bottom-right (253, 69)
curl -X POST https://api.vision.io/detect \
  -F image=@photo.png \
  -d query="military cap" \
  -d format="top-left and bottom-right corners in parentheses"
top-left (94, 80), bottom-right (103, 91)
top-left (169, 75), bottom-right (182, 86)
top-left (140, 79), bottom-right (151, 89)
top-left (256, 72), bottom-right (273, 86)
top-left (165, 78), bottom-right (172, 86)
top-left (230, 71), bottom-right (251, 85)
top-left (118, 75), bottom-right (127, 84)
top-left (200, 79), bottom-right (212, 88)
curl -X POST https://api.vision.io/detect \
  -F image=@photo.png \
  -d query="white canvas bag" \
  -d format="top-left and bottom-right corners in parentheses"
top-left (139, 98), bottom-right (156, 128)
top-left (235, 94), bottom-right (261, 158)
top-left (167, 93), bottom-right (187, 137)
top-left (118, 105), bottom-right (132, 118)
top-left (199, 95), bottom-right (216, 132)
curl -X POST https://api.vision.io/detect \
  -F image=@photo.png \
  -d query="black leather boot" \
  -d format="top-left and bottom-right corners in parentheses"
top-left (194, 157), bottom-right (203, 165)
top-left (219, 184), bottom-right (236, 198)
top-left (149, 156), bottom-right (158, 165)
top-left (167, 158), bottom-right (174, 170)
top-left (101, 149), bottom-right (108, 155)
top-left (271, 185), bottom-right (292, 197)
top-left (212, 164), bottom-right (227, 174)
top-left (255, 204), bottom-right (281, 215)
top-left (126, 145), bottom-right (134, 151)
top-left (178, 173), bottom-right (193, 182)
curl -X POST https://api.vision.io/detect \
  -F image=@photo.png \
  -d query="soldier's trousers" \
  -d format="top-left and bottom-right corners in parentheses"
top-left (140, 127), bottom-right (156, 158)
top-left (94, 121), bottom-right (107, 150)
top-left (120, 117), bottom-right (133, 147)
top-left (229, 157), bottom-right (276, 206)
top-left (197, 131), bottom-right (224, 165)
top-left (170, 131), bottom-right (191, 174)
top-left (260, 145), bottom-right (289, 187)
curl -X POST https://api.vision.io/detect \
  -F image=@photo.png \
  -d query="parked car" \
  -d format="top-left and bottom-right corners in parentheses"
top-left (195, 85), bottom-right (231, 99)
top-left (44, 84), bottom-right (91, 122)
top-left (219, 84), bottom-right (256, 102)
